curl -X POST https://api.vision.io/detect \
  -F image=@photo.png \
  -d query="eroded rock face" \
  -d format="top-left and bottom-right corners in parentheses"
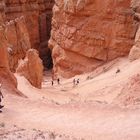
top-left (5, 17), bottom-right (31, 72)
top-left (49, 0), bottom-right (137, 78)
top-left (129, 0), bottom-right (140, 61)
top-left (0, 16), bottom-right (42, 91)
top-left (5, 0), bottom-right (40, 49)
top-left (5, 0), bottom-right (54, 68)
top-left (0, 0), bottom-right (47, 90)
top-left (0, 17), bottom-right (31, 72)
top-left (0, 0), bottom-right (19, 95)
top-left (0, 27), bottom-right (9, 69)
top-left (0, 0), bottom-right (5, 23)
top-left (0, 26), bottom-right (19, 95)
top-left (16, 49), bottom-right (43, 89)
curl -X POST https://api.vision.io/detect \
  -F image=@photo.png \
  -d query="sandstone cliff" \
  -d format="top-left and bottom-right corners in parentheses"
top-left (5, 17), bottom-right (31, 72)
top-left (49, 0), bottom-right (138, 78)
top-left (0, 0), bottom-right (18, 95)
top-left (0, 0), bottom-right (5, 23)
top-left (0, 17), bottom-right (43, 89)
top-left (5, 0), bottom-right (40, 49)
top-left (0, 0), bottom-right (44, 92)
top-left (5, 0), bottom-right (54, 68)
top-left (0, 25), bottom-right (20, 95)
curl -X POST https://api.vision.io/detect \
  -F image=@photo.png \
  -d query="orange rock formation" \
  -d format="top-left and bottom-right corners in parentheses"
top-left (5, 0), bottom-right (54, 68)
top-left (16, 49), bottom-right (43, 89)
top-left (0, 23), bottom-right (19, 95)
top-left (0, 0), bottom-right (45, 91)
top-left (49, 0), bottom-right (138, 78)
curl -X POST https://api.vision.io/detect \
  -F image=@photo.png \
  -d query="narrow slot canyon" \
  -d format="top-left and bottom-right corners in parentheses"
top-left (38, 10), bottom-right (53, 69)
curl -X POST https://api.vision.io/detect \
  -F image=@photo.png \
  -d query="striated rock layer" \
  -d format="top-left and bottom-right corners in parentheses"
top-left (0, 0), bottom-right (5, 23)
top-left (49, 0), bottom-right (138, 78)
top-left (0, 0), bottom-right (43, 92)
top-left (0, 17), bottom-right (43, 89)
top-left (0, 15), bottom-right (31, 72)
top-left (0, 24), bottom-right (22, 96)
top-left (5, 0), bottom-right (54, 68)
top-left (5, 17), bottom-right (31, 72)
top-left (5, 0), bottom-right (54, 47)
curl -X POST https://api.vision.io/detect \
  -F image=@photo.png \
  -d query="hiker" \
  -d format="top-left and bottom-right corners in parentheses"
top-left (0, 84), bottom-right (4, 109)
top-left (116, 68), bottom-right (120, 74)
top-left (51, 80), bottom-right (54, 86)
top-left (57, 78), bottom-right (60, 85)
top-left (77, 79), bottom-right (79, 85)
top-left (73, 79), bottom-right (76, 87)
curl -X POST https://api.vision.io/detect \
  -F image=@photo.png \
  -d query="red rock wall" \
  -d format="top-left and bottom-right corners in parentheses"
top-left (0, 0), bottom-right (52, 91)
top-left (0, 15), bottom-right (42, 93)
top-left (0, 0), bottom-right (5, 23)
top-left (0, 0), bottom-right (16, 92)
top-left (5, 0), bottom-right (40, 49)
top-left (0, 22), bottom-right (19, 95)
top-left (5, 0), bottom-right (54, 66)
top-left (1, 17), bottom-right (31, 72)
top-left (49, 0), bottom-right (138, 78)
top-left (6, 0), bottom-right (54, 49)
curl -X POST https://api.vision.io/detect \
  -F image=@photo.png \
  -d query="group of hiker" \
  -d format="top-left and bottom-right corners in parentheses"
top-left (73, 78), bottom-right (80, 87)
top-left (0, 67), bottom-right (121, 113)
top-left (51, 78), bottom-right (80, 87)
top-left (51, 78), bottom-right (60, 86)
top-left (50, 67), bottom-right (121, 87)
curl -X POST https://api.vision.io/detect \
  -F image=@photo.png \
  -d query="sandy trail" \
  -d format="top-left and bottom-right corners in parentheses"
top-left (2, 95), bottom-right (140, 140)
top-left (1, 57), bottom-right (140, 140)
